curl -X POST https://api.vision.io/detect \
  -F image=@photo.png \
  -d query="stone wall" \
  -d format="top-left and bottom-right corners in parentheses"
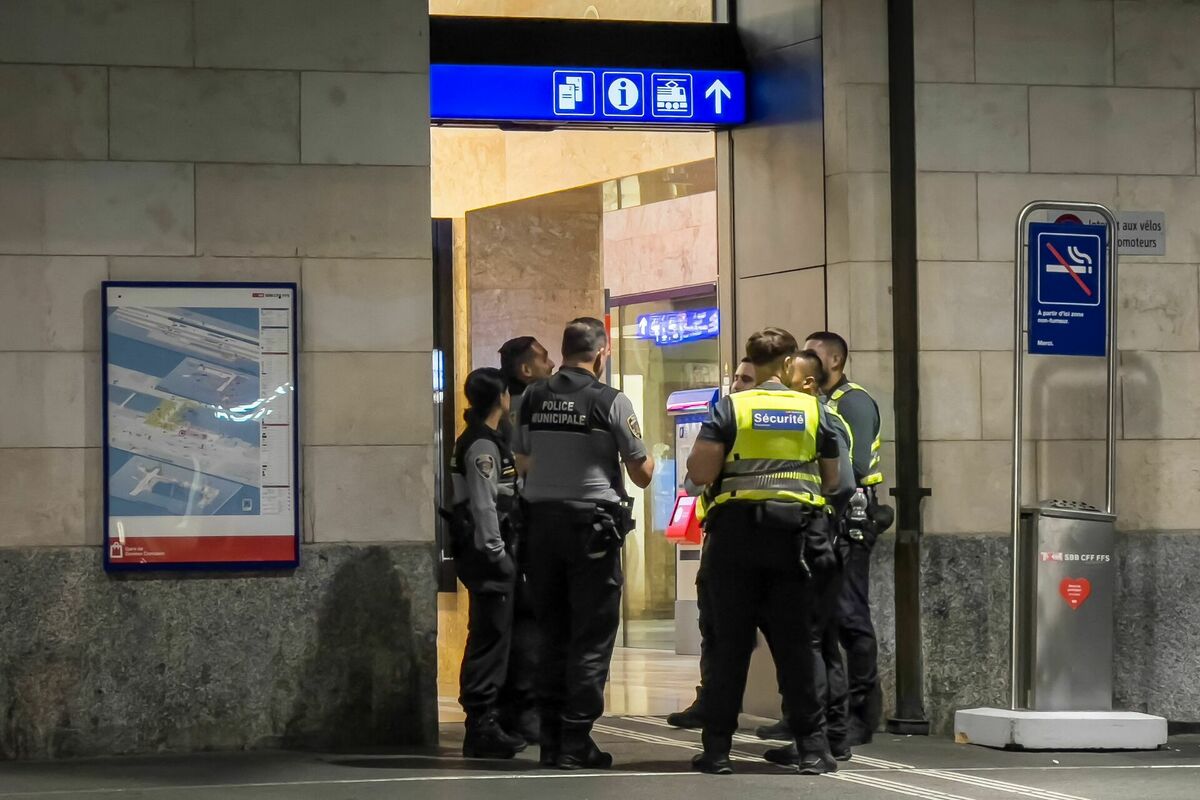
top-left (0, 0), bottom-right (436, 758)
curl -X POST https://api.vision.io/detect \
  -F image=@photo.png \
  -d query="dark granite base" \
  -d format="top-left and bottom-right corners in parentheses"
top-left (0, 543), bottom-right (437, 760)
top-left (870, 531), bottom-right (1200, 735)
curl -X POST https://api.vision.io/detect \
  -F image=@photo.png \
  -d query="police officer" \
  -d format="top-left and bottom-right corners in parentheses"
top-left (667, 356), bottom-right (757, 730)
top-left (450, 367), bottom-right (527, 759)
top-left (761, 349), bottom-right (857, 766)
top-left (805, 330), bottom-right (888, 745)
top-left (495, 336), bottom-right (555, 741)
top-left (685, 328), bottom-right (842, 775)
top-left (516, 317), bottom-right (655, 770)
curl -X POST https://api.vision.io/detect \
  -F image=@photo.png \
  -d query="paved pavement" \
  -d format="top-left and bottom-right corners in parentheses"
top-left (0, 718), bottom-right (1197, 799)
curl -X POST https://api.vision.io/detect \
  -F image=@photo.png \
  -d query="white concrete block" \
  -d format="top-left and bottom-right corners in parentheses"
top-left (917, 173), bottom-right (978, 262)
top-left (736, 268), bottom-right (825, 344)
top-left (845, 83), bottom-right (890, 173)
top-left (825, 262), bottom-right (852, 340)
top-left (847, 350), bottom-right (895, 443)
top-left (305, 445), bottom-right (434, 543)
top-left (0, 353), bottom-right (99, 448)
top-left (1116, 1), bottom-right (1200, 88)
top-left (823, 86), bottom-right (848, 177)
top-left (822, 0), bottom-right (888, 84)
top-left (195, 165), bottom-right (429, 258)
top-left (917, 84), bottom-right (1029, 173)
top-left (976, 0), bottom-right (1113, 86)
top-left (196, 0), bottom-right (427, 72)
top-left (922, 441), bottom-right (1014, 534)
top-left (1121, 351), bottom-right (1200, 440)
top-left (848, 261), bottom-right (893, 351)
top-left (919, 262), bottom-right (1012, 350)
top-left (827, 172), bottom-right (892, 263)
top-left (110, 68), bottom-right (299, 163)
top-left (301, 259), bottom-right (432, 352)
top-left (977, 173), bottom-right (1117, 261)
top-left (303, 352), bottom-right (432, 446)
top-left (0, 65), bottom-right (107, 159)
top-left (914, 0), bottom-right (974, 83)
top-left (1036, 440), bottom-right (1106, 510)
top-left (1116, 176), bottom-right (1200, 263)
top-left (302, 73), bottom-right (429, 166)
top-left (1030, 88), bottom-right (1195, 176)
top-left (737, 0), bottom-right (821, 54)
top-left (1117, 263), bottom-right (1200, 351)
top-left (919, 351), bottom-right (982, 440)
top-left (1025, 357), bottom-right (1115, 441)
top-left (825, 174), bottom-right (850, 265)
top-left (108, 257), bottom-right (301, 284)
top-left (0, 0), bottom-right (192, 66)
top-left (0, 257), bottom-right (107, 351)
top-left (980, 350), bottom-right (1015, 441)
top-left (956, 708), bottom-right (1167, 751)
top-left (0, 448), bottom-right (101, 547)
top-left (1117, 439), bottom-right (1200, 531)
top-left (0, 161), bottom-right (194, 257)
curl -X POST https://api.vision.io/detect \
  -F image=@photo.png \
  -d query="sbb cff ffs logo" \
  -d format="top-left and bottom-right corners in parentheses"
top-left (751, 410), bottom-right (807, 430)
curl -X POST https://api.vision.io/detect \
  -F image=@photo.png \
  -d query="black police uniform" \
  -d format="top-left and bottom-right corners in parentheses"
top-left (449, 421), bottom-right (524, 756)
top-left (516, 367), bottom-right (645, 769)
top-left (826, 376), bottom-right (885, 742)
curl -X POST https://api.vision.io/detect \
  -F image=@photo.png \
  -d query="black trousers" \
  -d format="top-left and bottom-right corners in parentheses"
top-left (694, 551), bottom-right (715, 708)
top-left (497, 576), bottom-right (540, 721)
top-left (814, 559), bottom-right (850, 745)
top-left (838, 543), bottom-right (881, 732)
top-left (459, 587), bottom-right (515, 716)
top-left (525, 505), bottom-right (623, 750)
top-left (700, 507), bottom-right (827, 754)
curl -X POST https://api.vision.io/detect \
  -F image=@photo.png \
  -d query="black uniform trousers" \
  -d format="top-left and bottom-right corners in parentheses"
top-left (700, 504), bottom-right (827, 755)
top-left (459, 584), bottom-right (515, 716)
top-left (525, 504), bottom-right (623, 753)
top-left (497, 575), bottom-right (540, 723)
top-left (838, 543), bottom-right (881, 734)
top-left (814, 551), bottom-right (850, 746)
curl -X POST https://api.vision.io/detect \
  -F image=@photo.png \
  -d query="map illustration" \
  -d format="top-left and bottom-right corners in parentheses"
top-left (106, 306), bottom-right (264, 517)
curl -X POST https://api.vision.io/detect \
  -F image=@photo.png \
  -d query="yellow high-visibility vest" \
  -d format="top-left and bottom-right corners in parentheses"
top-left (827, 381), bottom-right (884, 487)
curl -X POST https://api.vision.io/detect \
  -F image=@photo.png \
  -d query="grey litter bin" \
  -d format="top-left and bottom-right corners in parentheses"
top-left (1014, 500), bottom-right (1116, 712)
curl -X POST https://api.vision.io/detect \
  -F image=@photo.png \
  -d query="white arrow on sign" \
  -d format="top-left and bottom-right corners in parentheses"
top-left (705, 79), bottom-right (731, 114)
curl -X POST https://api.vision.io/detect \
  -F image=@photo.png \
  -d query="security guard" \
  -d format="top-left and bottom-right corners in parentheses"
top-left (761, 349), bottom-right (857, 765)
top-left (495, 336), bottom-right (555, 741)
top-left (667, 356), bottom-right (757, 730)
top-left (805, 330), bottom-right (888, 745)
top-left (516, 317), bottom-right (655, 770)
top-left (449, 367), bottom-right (527, 759)
top-left (685, 328), bottom-right (842, 776)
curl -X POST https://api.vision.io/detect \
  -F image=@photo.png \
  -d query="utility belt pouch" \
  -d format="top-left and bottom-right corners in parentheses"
top-left (438, 503), bottom-right (475, 559)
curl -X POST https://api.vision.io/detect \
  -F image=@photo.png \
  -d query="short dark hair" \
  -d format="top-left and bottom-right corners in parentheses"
top-left (498, 336), bottom-right (539, 384)
top-left (796, 349), bottom-right (828, 386)
top-left (463, 367), bottom-right (507, 427)
top-left (806, 330), bottom-right (849, 361)
top-left (739, 356), bottom-right (753, 364)
top-left (562, 317), bottom-right (607, 360)
top-left (745, 327), bottom-right (799, 367)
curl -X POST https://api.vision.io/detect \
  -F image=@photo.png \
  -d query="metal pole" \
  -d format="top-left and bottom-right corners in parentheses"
top-left (1009, 200), bottom-right (1119, 710)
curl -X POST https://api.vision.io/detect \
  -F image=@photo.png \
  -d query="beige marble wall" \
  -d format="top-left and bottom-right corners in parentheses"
top-left (603, 192), bottom-right (717, 298)
top-left (467, 187), bottom-right (604, 369)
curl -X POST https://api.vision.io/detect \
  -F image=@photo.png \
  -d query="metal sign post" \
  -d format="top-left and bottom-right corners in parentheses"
top-left (955, 202), bottom-right (1164, 748)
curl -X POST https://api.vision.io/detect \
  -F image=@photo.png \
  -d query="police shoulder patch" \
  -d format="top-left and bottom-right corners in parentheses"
top-left (474, 454), bottom-right (496, 480)
top-left (627, 414), bottom-right (642, 440)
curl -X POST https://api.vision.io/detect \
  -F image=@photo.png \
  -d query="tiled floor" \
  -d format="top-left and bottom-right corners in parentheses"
top-left (439, 646), bottom-right (700, 723)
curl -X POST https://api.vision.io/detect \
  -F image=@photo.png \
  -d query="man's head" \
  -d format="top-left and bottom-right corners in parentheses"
top-left (744, 327), bottom-right (800, 383)
top-left (561, 317), bottom-right (609, 375)
top-left (731, 357), bottom-right (756, 393)
top-left (789, 349), bottom-right (827, 397)
top-left (804, 331), bottom-right (849, 390)
top-left (498, 336), bottom-right (554, 391)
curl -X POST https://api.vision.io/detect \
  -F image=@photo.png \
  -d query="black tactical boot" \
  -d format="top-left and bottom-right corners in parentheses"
top-left (463, 711), bottom-right (527, 759)
top-left (556, 737), bottom-right (613, 770)
top-left (666, 688), bottom-right (705, 729)
top-left (691, 751), bottom-right (734, 775)
top-left (764, 742), bottom-right (839, 774)
top-left (755, 719), bottom-right (791, 740)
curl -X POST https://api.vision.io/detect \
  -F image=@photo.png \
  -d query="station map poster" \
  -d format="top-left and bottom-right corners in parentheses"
top-left (102, 283), bottom-right (300, 571)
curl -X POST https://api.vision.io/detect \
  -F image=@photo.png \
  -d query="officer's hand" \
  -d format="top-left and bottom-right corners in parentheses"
top-left (493, 552), bottom-right (516, 580)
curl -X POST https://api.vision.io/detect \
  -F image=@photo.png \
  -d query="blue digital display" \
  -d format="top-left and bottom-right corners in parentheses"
top-left (635, 308), bottom-right (719, 346)
top-left (431, 64), bottom-right (746, 127)
top-left (1027, 222), bottom-right (1107, 357)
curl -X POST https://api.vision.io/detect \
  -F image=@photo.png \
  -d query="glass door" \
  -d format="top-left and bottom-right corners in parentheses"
top-left (609, 287), bottom-right (719, 650)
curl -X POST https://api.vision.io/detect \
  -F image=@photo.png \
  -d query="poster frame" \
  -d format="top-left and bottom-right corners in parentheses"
top-left (101, 280), bottom-right (301, 573)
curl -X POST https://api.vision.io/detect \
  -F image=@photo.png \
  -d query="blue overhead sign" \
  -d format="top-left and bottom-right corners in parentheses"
top-left (431, 64), bottom-right (746, 127)
top-left (1028, 222), bottom-right (1107, 357)
top-left (636, 308), bottom-right (719, 346)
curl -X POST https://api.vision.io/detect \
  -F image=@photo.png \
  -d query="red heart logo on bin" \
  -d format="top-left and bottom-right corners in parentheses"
top-left (1059, 578), bottom-right (1091, 610)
